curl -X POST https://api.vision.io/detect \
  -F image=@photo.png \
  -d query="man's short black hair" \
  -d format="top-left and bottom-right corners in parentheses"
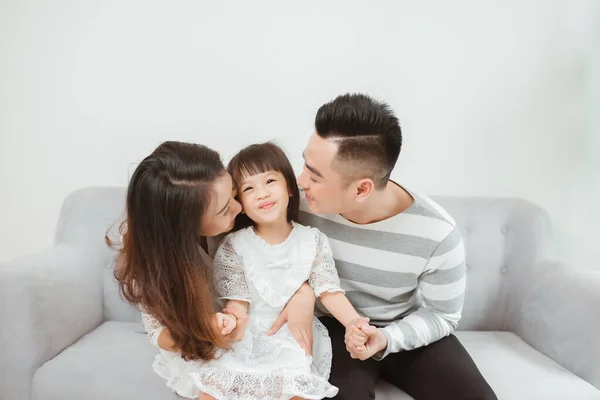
top-left (315, 93), bottom-right (402, 189)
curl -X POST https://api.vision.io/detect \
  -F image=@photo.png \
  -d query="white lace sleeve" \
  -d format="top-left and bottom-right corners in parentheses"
top-left (214, 234), bottom-right (252, 303)
top-left (309, 230), bottom-right (345, 297)
top-left (140, 306), bottom-right (164, 348)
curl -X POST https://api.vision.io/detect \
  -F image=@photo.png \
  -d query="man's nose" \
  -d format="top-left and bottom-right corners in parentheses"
top-left (297, 170), bottom-right (307, 189)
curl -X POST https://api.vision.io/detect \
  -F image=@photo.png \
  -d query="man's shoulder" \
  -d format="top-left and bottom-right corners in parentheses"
top-left (406, 190), bottom-right (457, 233)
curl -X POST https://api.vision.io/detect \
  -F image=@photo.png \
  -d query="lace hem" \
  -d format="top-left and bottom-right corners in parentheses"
top-left (230, 328), bottom-right (298, 366)
top-left (313, 286), bottom-right (345, 298)
top-left (190, 367), bottom-right (338, 400)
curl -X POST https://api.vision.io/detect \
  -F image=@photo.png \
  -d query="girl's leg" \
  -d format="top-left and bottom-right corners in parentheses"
top-left (198, 393), bottom-right (217, 400)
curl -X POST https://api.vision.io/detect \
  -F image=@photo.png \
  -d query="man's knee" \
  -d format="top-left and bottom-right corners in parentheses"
top-left (330, 375), bottom-right (376, 400)
top-left (328, 359), bottom-right (378, 400)
top-left (463, 379), bottom-right (497, 400)
top-left (470, 385), bottom-right (498, 400)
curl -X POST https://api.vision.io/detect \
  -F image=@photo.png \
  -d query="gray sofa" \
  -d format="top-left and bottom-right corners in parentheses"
top-left (1, 187), bottom-right (599, 400)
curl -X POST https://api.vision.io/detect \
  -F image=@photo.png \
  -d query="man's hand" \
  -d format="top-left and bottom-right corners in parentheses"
top-left (222, 301), bottom-right (249, 342)
top-left (267, 282), bottom-right (316, 355)
top-left (214, 312), bottom-right (237, 336)
top-left (345, 320), bottom-right (388, 360)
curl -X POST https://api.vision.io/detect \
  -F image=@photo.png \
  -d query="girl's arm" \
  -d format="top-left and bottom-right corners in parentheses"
top-left (214, 235), bottom-right (252, 341)
top-left (319, 291), bottom-right (364, 328)
top-left (309, 230), bottom-right (369, 341)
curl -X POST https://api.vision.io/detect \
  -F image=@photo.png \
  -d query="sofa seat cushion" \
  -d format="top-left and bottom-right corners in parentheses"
top-left (32, 322), bottom-right (600, 400)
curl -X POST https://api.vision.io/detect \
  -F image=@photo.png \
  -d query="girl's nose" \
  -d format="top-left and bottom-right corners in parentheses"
top-left (257, 187), bottom-right (270, 199)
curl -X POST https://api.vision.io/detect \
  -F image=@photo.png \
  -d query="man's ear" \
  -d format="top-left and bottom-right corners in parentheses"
top-left (354, 178), bottom-right (375, 202)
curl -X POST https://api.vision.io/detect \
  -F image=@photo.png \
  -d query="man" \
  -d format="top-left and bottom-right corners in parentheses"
top-left (290, 93), bottom-right (496, 399)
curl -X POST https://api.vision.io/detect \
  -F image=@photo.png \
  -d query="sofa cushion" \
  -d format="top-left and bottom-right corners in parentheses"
top-left (31, 322), bottom-right (600, 400)
top-left (103, 265), bottom-right (142, 322)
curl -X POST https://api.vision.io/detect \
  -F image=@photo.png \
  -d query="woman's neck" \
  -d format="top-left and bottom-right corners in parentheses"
top-left (253, 218), bottom-right (293, 245)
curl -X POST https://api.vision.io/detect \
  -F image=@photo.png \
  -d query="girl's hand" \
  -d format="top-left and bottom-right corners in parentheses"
top-left (222, 301), bottom-right (249, 342)
top-left (345, 321), bottom-right (387, 360)
top-left (214, 312), bottom-right (237, 335)
top-left (345, 317), bottom-right (370, 353)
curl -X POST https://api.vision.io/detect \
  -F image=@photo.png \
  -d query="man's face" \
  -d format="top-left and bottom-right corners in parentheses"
top-left (297, 132), bottom-right (355, 215)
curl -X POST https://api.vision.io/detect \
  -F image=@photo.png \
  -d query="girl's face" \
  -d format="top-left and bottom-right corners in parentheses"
top-left (200, 172), bottom-right (242, 237)
top-left (237, 170), bottom-right (290, 226)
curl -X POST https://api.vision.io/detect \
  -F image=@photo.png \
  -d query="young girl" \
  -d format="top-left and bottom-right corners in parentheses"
top-left (186, 142), bottom-right (368, 399)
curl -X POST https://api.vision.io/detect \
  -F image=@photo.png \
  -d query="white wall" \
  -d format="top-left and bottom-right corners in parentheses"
top-left (1, 0), bottom-right (598, 266)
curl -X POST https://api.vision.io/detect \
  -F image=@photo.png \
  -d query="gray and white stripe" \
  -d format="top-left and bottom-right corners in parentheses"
top-left (299, 188), bottom-right (466, 358)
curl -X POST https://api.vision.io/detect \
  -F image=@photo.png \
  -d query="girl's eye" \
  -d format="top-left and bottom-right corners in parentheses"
top-left (266, 179), bottom-right (275, 184)
top-left (243, 186), bottom-right (253, 192)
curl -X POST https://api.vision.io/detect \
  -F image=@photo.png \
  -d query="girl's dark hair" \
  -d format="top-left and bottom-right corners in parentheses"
top-left (227, 142), bottom-right (299, 230)
top-left (108, 141), bottom-right (228, 361)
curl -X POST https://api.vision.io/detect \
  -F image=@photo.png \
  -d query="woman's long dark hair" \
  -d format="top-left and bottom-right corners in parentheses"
top-left (108, 141), bottom-right (227, 361)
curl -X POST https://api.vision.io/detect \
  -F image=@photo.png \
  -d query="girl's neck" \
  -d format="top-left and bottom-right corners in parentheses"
top-left (253, 218), bottom-right (293, 245)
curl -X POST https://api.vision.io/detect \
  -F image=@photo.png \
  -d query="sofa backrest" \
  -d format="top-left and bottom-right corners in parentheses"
top-left (55, 187), bottom-right (554, 330)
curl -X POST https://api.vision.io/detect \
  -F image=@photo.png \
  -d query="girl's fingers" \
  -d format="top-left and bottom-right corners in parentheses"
top-left (350, 326), bottom-right (368, 340)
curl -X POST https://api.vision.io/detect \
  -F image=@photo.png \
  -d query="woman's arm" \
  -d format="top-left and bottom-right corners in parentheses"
top-left (141, 309), bottom-right (179, 351)
top-left (156, 328), bottom-right (177, 351)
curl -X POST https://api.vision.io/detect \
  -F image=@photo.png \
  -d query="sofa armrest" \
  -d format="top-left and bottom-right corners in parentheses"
top-left (510, 261), bottom-right (600, 390)
top-left (0, 245), bottom-right (103, 400)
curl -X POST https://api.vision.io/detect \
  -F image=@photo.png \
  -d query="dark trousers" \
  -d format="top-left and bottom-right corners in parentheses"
top-left (320, 317), bottom-right (497, 400)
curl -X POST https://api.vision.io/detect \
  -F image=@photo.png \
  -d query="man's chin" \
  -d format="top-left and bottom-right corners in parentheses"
top-left (306, 201), bottom-right (321, 214)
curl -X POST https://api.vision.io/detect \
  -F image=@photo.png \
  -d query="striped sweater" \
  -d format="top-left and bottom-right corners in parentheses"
top-left (298, 187), bottom-right (466, 359)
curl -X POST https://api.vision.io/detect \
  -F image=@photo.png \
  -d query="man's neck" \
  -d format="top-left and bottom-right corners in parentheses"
top-left (340, 181), bottom-right (414, 225)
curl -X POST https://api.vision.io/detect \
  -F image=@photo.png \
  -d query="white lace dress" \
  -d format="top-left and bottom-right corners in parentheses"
top-left (141, 222), bottom-right (342, 400)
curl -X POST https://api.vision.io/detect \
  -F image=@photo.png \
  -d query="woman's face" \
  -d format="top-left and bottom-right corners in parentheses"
top-left (200, 172), bottom-right (242, 237)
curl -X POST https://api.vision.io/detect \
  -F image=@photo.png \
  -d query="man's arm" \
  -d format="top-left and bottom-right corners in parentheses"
top-left (375, 227), bottom-right (466, 359)
top-left (268, 282), bottom-right (316, 355)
